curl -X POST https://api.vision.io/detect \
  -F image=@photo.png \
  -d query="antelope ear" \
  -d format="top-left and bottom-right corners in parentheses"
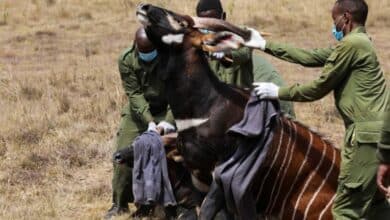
top-left (188, 31), bottom-right (211, 48)
top-left (183, 15), bottom-right (195, 27)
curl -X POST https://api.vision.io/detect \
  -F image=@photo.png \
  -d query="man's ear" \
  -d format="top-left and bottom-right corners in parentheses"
top-left (344, 12), bottom-right (352, 24)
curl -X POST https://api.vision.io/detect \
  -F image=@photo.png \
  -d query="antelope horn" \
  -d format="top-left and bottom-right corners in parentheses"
top-left (192, 17), bottom-right (271, 38)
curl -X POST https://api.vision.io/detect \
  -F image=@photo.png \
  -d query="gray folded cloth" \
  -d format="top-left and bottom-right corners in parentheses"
top-left (132, 131), bottom-right (176, 206)
top-left (201, 92), bottom-right (280, 220)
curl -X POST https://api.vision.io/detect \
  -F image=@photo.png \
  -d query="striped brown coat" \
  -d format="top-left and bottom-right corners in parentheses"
top-left (255, 117), bottom-right (340, 219)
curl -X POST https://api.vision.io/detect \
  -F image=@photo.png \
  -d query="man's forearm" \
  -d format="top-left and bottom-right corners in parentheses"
top-left (265, 41), bottom-right (333, 67)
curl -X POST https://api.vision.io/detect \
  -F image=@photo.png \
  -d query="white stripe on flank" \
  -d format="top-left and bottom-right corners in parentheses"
top-left (268, 122), bottom-right (297, 213)
top-left (257, 118), bottom-right (284, 202)
top-left (318, 148), bottom-right (337, 220)
top-left (292, 137), bottom-right (325, 219)
top-left (266, 120), bottom-right (292, 213)
top-left (319, 194), bottom-right (337, 220)
top-left (279, 130), bottom-right (313, 219)
top-left (300, 140), bottom-right (327, 219)
top-left (175, 118), bottom-right (209, 132)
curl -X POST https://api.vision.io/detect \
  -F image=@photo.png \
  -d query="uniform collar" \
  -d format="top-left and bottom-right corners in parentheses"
top-left (139, 57), bottom-right (158, 72)
top-left (350, 26), bottom-right (366, 34)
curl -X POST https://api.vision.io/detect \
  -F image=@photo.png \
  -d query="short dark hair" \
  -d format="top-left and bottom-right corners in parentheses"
top-left (336, 0), bottom-right (368, 25)
top-left (196, 0), bottom-right (223, 16)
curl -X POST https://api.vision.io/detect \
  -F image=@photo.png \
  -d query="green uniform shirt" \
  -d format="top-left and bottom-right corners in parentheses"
top-left (265, 26), bottom-right (389, 146)
top-left (252, 54), bottom-right (284, 86)
top-left (208, 47), bottom-right (254, 88)
top-left (118, 45), bottom-right (174, 125)
top-left (209, 47), bottom-right (295, 116)
top-left (252, 54), bottom-right (295, 117)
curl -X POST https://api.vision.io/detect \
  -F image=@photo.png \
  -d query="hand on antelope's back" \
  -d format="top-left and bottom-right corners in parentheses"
top-left (253, 82), bottom-right (279, 100)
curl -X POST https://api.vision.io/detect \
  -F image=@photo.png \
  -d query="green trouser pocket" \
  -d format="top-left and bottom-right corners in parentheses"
top-left (333, 143), bottom-right (380, 220)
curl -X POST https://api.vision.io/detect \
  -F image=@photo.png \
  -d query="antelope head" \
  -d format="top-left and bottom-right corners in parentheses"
top-left (136, 3), bottom-right (265, 52)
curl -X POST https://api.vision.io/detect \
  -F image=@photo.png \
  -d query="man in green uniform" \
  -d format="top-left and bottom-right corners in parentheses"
top-left (105, 28), bottom-right (175, 218)
top-left (251, 0), bottom-right (390, 218)
top-left (196, 0), bottom-right (295, 117)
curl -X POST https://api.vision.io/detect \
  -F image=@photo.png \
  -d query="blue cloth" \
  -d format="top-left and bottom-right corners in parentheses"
top-left (132, 131), bottom-right (176, 206)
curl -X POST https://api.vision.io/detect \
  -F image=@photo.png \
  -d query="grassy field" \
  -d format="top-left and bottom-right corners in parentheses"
top-left (0, 0), bottom-right (389, 219)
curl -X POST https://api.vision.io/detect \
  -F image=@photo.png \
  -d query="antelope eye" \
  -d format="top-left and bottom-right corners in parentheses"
top-left (180, 21), bottom-right (188, 27)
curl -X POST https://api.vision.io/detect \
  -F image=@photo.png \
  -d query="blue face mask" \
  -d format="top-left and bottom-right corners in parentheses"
top-left (138, 49), bottom-right (158, 62)
top-left (332, 15), bottom-right (345, 41)
top-left (332, 25), bottom-right (344, 41)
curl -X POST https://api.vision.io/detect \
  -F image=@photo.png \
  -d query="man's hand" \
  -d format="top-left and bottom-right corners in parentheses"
top-left (210, 52), bottom-right (225, 60)
top-left (147, 121), bottom-right (158, 133)
top-left (157, 121), bottom-right (176, 135)
top-left (253, 82), bottom-right (279, 99)
top-left (244, 27), bottom-right (267, 51)
top-left (377, 163), bottom-right (390, 197)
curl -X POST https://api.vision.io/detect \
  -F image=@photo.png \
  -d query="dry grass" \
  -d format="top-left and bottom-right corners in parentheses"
top-left (0, 0), bottom-right (389, 219)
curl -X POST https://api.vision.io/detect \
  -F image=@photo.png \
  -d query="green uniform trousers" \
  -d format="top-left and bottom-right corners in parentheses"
top-left (112, 109), bottom-right (168, 207)
top-left (332, 142), bottom-right (390, 219)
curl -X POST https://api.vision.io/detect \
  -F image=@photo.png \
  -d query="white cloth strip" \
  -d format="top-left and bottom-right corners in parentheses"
top-left (175, 118), bottom-right (209, 132)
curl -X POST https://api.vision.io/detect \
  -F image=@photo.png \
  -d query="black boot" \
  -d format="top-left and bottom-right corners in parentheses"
top-left (131, 204), bottom-right (154, 218)
top-left (104, 203), bottom-right (129, 219)
top-left (164, 206), bottom-right (178, 220)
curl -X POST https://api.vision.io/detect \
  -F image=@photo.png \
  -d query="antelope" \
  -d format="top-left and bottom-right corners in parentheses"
top-left (118, 3), bottom-right (342, 219)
